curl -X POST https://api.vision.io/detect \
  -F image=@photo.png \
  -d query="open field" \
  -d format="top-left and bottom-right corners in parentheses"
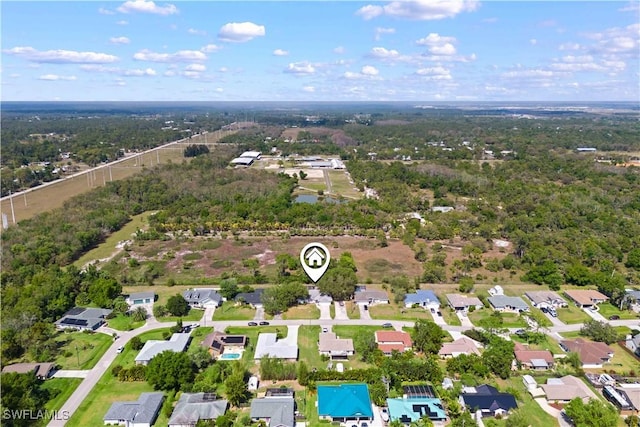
top-left (298, 325), bottom-right (324, 370)
top-left (107, 313), bottom-right (145, 331)
top-left (42, 378), bottom-right (83, 412)
top-left (345, 301), bottom-right (360, 319)
top-left (54, 331), bottom-right (114, 370)
top-left (597, 302), bottom-right (640, 320)
top-left (556, 304), bottom-right (591, 324)
top-left (158, 308), bottom-right (204, 323)
top-left (511, 335), bottom-right (563, 354)
top-left (440, 307), bottom-right (462, 326)
top-left (327, 170), bottom-right (361, 199)
top-left (468, 309), bottom-right (528, 328)
top-left (282, 304), bottom-right (320, 320)
top-left (369, 302), bottom-right (435, 321)
top-left (213, 301), bottom-right (256, 320)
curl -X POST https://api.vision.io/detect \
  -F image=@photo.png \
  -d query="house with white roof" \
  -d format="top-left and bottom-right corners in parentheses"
top-left (135, 333), bottom-right (191, 365)
top-left (254, 333), bottom-right (298, 361)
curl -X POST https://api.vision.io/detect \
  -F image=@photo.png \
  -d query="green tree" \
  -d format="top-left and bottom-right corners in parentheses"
top-left (1, 373), bottom-right (50, 427)
top-left (317, 267), bottom-right (357, 301)
top-left (580, 320), bottom-right (620, 344)
top-left (190, 346), bottom-right (213, 370)
top-left (482, 337), bottom-right (515, 379)
top-left (564, 397), bottom-right (619, 427)
top-left (87, 277), bottom-right (122, 308)
top-left (353, 330), bottom-right (379, 363)
top-left (130, 336), bottom-right (143, 350)
top-left (219, 279), bottom-right (239, 300)
top-left (132, 306), bottom-right (147, 322)
top-left (261, 281), bottom-right (308, 315)
top-left (297, 360), bottom-right (309, 386)
top-left (146, 351), bottom-right (195, 391)
top-left (411, 319), bottom-right (446, 354)
top-left (450, 411), bottom-right (477, 427)
top-left (224, 368), bottom-right (248, 406)
top-left (166, 294), bottom-right (190, 317)
top-left (626, 415), bottom-right (639, 427)
top-left (625, 248), bottom-right (640, 270)
top-left (505, 408), bottom-right (529, 427)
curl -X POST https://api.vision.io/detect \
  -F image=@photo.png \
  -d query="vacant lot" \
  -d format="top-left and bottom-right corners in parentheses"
top-left (54, 331), bottom-right (113, 370)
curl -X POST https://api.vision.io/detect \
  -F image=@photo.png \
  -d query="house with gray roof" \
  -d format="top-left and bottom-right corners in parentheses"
top-left (525, 291), bottom-right (567, 309)
top-left (626, 333), bottom-right (640, 357)
top-left (308, 288), bottom-right (333, 304)
top-left (135, 333), bottom-right (191, 365)
top-left (404, 290), bottom-right (440, 310)
top-left (183, 288), bottom-right (222, 308)
top-left (254, 333), bottom-right (298, 361)
top-left (354, 290), bottom-right (389, 306)
top-left (168, 394), bottom-right (228, 427)
top-left (104, 392), bottom-right (164, 427)
top-left (488, 295), bottom-right (529, 313)
top-left (126, 292), bottom-right (155, 307)
top-left (250, 396), bottom-right (295, 427)
top-left (235, 288), bottom-right (265, 308)
top-left (55, 307), bottom-right (112, 331)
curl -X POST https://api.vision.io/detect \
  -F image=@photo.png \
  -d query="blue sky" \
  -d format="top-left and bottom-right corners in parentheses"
top-left (2, 1), bottom-right (638, 101)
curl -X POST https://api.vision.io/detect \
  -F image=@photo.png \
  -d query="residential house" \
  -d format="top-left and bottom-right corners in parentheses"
top-left (438, 337), bottom-right (481, 358)
top-left (182, 288), bottom-right (222, 308)
top-left (488, 285), bottom-right (504, 296)
top-left (559, 338), bottom-right (614, 368)
top-left (387, 396), bottom-right (447, 424)
top-left (446, 294), bottom-right (483, 312)
top-left (318, 332), bottom-right (354, 360)
top-left (354, 290), bottom-right (389, 306)
top-left (541, 375), bottom-right (598, 403)
top-left (626, 290), bottom-right (640, 306)
top-left (250, 394), bottom-right (295, 427)
top-left (459, 385), bottom-right (518, 418)
top-left (513, 342), bottom-right (554, 370)
top-left (168, 394), bottom-right (227, 427)
top-left (525, 291), bottom-right (567, 309)
top-left (135, 333), bottom-right (190, 366)
top-left (616, 385), bottom-right (640, 415)
top-left (254, 333), bottom-right (298, 361)
top-left (626, 333), bottom-right (640, 357)
top-left (563, 290), bottom-right (609, 308)
top-left (103, 392), bottom-right (164, 427)
top-left (126, 292), bottom-right (155, 307)
top-left (239, 151), bottom-right (261, 159)
top-left (235, 288), bottom-right (265, 308)
top-left (488, 295), bottom-right (529, 313)
top-left (317, 383), bottom-right (373, 423)
top-left (603, 386), bottom-right (636, 412)
top-left (1, 362), bottom-right (55, 380)
top-left (308, 288), bottom-right (333, 304)
top-left (201, 331), bottom-right (247, 357)
top-left (404, 290), bottom-right (440, 311)
top-left (375, 330), bottom-right (412, 355)
top-left (55, 307), bottom-right (113, 331)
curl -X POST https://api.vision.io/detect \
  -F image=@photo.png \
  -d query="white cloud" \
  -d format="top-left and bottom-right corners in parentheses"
top-left (38, 74), bottom-right (77, 81)
top-left (185, 63), bottom-right (206, 72)
top-left (116, 20), bottom-right (129, 26)
top-left (356, 0), bottom-right (479, 21)
top-left (117, 0), bottom-right (178, 15)
top-left (361, 65), bottom-right (379, 76)
top-left (333, 46), bottom-right (345, 54)
top-left (530, 39), bottom-right (537, 45)
top-left (133, 49), bottom-right (207, 62)
top-left (215, 87), bottom-right (224, 93)
top-left (80, 64), bottom-right (158, 77)
top-left (273, 49), bottom-right (289, 56)
top-left (370, 46), bottom-right (400, 59)
top-left (99, 7), bottom-right (115, 15)
top-left (4, 47), bottom-right (119, 64)
top-left (416, 66), bottom-right (451, 80)
top-left (123, 68), bottom-right (157, 76)
top-left (559, 42), bottom-right (582, 51)
top-left (219, 67), bottom-right (228, 73)
top-left (303, 86), bottom-right (315, 92)
top-left (201, 44), bottom-right (221, 53)
top-left (344, 71), bottom-right (360, 79)
top-left (416, 33), bottom-right (457, 55)
top-left (284, 62), bottom-right (315, 74)
top-left (618, 2), bottom-right (640, 12)
top-left (502, 69), bottom-right (558, 78)
top-left (188, 28), bottom-right (207, 36)
top-left (218, 22), bottom-right (265, 42)
top-left (375, 27), bottom-right (395, 41)
top-left (110, 36), bottom-right (130, 45)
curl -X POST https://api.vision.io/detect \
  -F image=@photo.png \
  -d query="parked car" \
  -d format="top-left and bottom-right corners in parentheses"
top-left (259, 321), bottom-right (270, 325)
top-left (515, 329), bottom-right (526, 336)
top-left (382, 323), bottom-right (393, 328)
top-left (322, 327), bottom-right (329, 333)
top-left (609, 315), bottom-right (620, 320)
top-left (380, 407), bottom-right (390, 422)
top-left (248, 322), bottom-right (258, 326)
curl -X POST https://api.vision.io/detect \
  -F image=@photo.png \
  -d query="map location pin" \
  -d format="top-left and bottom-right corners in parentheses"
top-left (300, 242), bottom-right (331, 283)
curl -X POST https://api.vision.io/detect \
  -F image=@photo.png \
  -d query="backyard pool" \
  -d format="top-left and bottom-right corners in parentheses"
top-left (219, 353), bottom-right (241, 360)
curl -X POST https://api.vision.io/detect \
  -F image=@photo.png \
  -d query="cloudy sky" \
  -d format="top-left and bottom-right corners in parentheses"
top-left (2, 0), bottom-right (639, 102)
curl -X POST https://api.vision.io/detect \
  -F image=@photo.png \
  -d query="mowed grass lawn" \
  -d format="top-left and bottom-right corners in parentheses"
top-left (54, 331), bottom-right (114, 370)
top-left (108, 313), bottom-right (145, 331)
top-left (597, 302), bottom-right (640, 320)
top-left (158, 308), bottom-right (204, 323)
top-left (282, 304), bottom-right (320, 320)
top-left (369, 303), bottom-right (435, 321)
top-left (345, 301), bottom-right (360, 319)
top-left (440, 307), bottom-right (462, 326)
top-left (467, 309), bottom-right (528, 328)
top-left (492, 377), bottom-right (559, 427)
top-left (298, 325), bottom-right (324, 370)
top-left (556, 304), bottom-right (591, 324)
top-left (42, 378), bottom-right (83, 412)
top-left (213, 301), bottom-right (256, 320)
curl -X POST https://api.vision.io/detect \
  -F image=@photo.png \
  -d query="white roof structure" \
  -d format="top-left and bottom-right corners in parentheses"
top-left (135, 333), bottom-right (190, 364)
top-left (254, 333), bottom-right (298, 360)
top-left (240, 151), bottom-right (261, 159)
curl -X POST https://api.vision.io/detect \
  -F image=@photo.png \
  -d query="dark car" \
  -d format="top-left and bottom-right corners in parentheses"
top-left (382, 322), bottom-right (393, 328)
top-left (515, 329), bottom-right (526, 336)
top-left (248, 322), bottom-right (258, 326)
top-left (609, 315), bottom-right (620, 320)
top-left (259, 321), bottom-right (270, 325)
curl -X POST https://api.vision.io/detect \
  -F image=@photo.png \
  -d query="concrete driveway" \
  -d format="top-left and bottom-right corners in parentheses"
top-left (359, 304), bottom-right (372, 320)
top-left (583, 306), bottom-right (607, 322)
top-left (319, 302), bottom-right (332, 320)
top-left (279, 325), bottom-right (299, 346)
top-left (51, 370), bottom-right (89, 379)
top-left (456, 311), bottom-right (474, 328)
top-left (334, 302), bottom-right (348, 320)
top-left (431, 309), bottom-right (447, 326)
top-left (254, 306), bottom-right (265, 321)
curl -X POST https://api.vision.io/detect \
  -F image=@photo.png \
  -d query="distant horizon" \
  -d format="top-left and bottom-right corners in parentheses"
top-left (2, 1), bottom-right (638, 102)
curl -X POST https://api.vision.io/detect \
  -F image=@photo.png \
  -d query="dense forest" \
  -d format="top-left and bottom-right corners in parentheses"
top-left (1, 106), bottom-right (639, 363)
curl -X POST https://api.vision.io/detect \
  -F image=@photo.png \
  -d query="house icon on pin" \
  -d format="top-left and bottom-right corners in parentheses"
top-left (305, 247), bottom-right (325, 267)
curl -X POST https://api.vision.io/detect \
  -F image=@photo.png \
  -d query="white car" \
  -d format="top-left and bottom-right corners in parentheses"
top-left (380, 407), bottom-right (389, 422)
top-left (116, 346), bottom-right (124, 353)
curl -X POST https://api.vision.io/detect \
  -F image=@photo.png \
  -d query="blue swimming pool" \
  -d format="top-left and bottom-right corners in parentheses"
top-left (220, 353), bottom-right (241, 360)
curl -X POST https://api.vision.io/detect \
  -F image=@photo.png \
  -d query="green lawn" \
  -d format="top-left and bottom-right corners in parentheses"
top-left (492, 377), bottom-right (559, 427)
top-left (107, 313), bottom-right (145, 331)
top-left (282, 304), bottom-right (320, 320)
top-left (298, 325), bottom-right (324, 370)
top-left (213, 301), bottom-right (256, 320)
top-left (511, 335), bottom-right (563, 354)
top-left (54, 331), bottom-right (114, 370)
top-left (329, 303), bottom-right (336, 319)
top-left (297, 389), bottom-right (321, 427)
top-left (42, 378), bottom-right (83, 411)
top-left (333, 325), bottom-right (381, 339)
top-left (597, 302), bottom-right (640, 320)
top-left (556, 304), bottom-right (591, 324)
top-left (440, 307), bottom-right (462, 326)
top-left (345, 301), bottom-right (360, 319)
top-left (369, 303), bottom-right (434, 321)
top-left (186, 327), bottom-right (214, 353)
top-left (468, 309), bottom-right (528, 328)
top-left (158, 308), bottom-right (204, 323)
top-left (525, 307), bottom-right (553, 328)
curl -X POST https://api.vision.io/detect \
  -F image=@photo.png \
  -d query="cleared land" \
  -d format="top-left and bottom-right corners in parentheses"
top-left (54, 331), bottom-right (113, 370)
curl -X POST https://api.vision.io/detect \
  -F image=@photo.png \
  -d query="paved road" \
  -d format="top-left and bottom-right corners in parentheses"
top-left (48, 304), bottom-right (640, 426)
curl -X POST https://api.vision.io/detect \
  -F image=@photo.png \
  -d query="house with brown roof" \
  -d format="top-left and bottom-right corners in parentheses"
top-left (438, 337), bottom-right (481, 358)
top-left (541, 375), bottom-right (598, 404)
top-left (563, 290), bottom-right (609, 308)
top-left (318, 332), bottom-right (354, 360)
top-left (560, 338), bottom-right (614, 368)
top-left (375, 330), bottom-right (412, 355)
top-left (1, 362), bottom-right (55, 380)
top-left (446, 294), bottom-right (483, 312)
top-left (201, 332), bottom-right (247, 358)
top-left (513, 342), bottom-right (554, 370)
